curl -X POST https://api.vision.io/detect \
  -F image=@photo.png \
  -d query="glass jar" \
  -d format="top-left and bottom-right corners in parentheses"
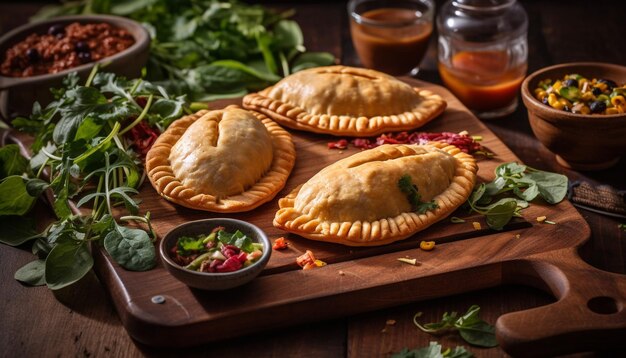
top-left (437, 0), bottom-right (528, 119)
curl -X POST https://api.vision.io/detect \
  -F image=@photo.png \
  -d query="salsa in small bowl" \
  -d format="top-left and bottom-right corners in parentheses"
top-left (159, 219), bottom-right (271, 290)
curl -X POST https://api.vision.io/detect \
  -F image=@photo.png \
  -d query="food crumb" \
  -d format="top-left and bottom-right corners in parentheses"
top-left (515, 234), bottom-right (521, 239)
top-left (386, 319), bottom-right (396, 325)
top-left (472, 221), bottom-right (482, 230)
top-left (536, 216), bottom-right (547, 223)
top-left (419, 241), bottom-right (435, 251)
top-left (338, 270), bottom-right (345, 276)
top-left (398, 258), bottom-right (418, 265)
top-left (273, 237), bottom-right (289, 250)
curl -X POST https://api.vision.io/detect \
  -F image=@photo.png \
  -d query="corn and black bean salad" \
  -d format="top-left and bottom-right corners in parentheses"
top-left (534, 75), bottom-right (626, 114)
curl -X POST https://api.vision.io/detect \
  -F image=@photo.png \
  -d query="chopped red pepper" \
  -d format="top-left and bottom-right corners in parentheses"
top-left (273, 237), bottom-right (289, 250)
top-left (327, 139), bottom-right (348, 149)
top-left (296, 250), bottom-right (316, 268)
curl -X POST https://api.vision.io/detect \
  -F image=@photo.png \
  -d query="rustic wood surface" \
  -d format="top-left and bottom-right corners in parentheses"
top-left (1, 1), bottom-right (625, 357)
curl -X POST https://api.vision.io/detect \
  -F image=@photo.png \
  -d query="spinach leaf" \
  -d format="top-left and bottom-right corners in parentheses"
top-left (104, 224), bottom-right (156, 271)
top-left (0, 216), bottom-right (41, 246)
top-left (45, 240), bottom-right (93, 290)
top-left (26, 178), bottom-right (49, 198)
top-left (0, 144), bottom-right (28, 178)
top-left (467, 162), bottom-right (568, 230)
top-left (524, 171), bottom-right (568, 204)
top-left (177, 235), bottom-right (206, 255)
top-left (0, 176), bottom-right (36, 216)
top-left (14, 259), bottom-right (46, 286)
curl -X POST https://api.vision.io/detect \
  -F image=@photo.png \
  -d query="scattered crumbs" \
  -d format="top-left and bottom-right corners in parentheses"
top-left (472, 221), bottom-right (482, 230)
top-left (515, 234), bottom-right (521, 239)
top-left (339, 151), bottom-right (344, 154)
top-left (398, 257), bottom-right (418, 265)
top-left (471, 135), bottom-right (483, 141)
top-left (419, 241), bottom-right (435, 251)
top-left (544, 220), bottom-right (557, 225)
top-left (458, 130), bottom-right (469, 136)
top-left (536, 216), bottom-right (547, 223)
top-left (381, 319), bottom-right (396, 333)
top-left (338, 270), bottom-right (345, 276)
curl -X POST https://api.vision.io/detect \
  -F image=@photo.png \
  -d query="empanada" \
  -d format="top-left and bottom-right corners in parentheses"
top-left (146, 106), bottom-right (296, 212)
top-left (243, 65), bottom-right (446, 136)
top-left (273, 143), bottom-right (476, 246)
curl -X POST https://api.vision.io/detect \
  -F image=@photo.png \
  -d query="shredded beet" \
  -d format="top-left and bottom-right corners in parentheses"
top-left (329, 131), bottom-right (484, 154)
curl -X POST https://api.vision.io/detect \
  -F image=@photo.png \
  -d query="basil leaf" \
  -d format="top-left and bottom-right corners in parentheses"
top-left (104, 224), bottom-right (156, 271)
top-left (0, 216), bottom-right (41, 246)
top-left (0, 176), bottom-right (36, 216)
top-left (15, 259), bottom-right (46, 286)
top-left (513, 178), bottom-right (539, 201)
top-left (45, 240), bottom-right (93, 290)
top-left (495, 162), bottom-right (526, 177)
top-left (468, 183), bottom-right (486, 206)
top-left (0, 144), bottom-right (28, 178)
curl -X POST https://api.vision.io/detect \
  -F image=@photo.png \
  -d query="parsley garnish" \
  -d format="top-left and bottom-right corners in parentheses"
top-left (398, 175), bottom-right (439, 214)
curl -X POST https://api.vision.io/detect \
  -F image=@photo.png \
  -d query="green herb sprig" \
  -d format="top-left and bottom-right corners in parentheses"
top-left (393, 342), bottom-right (474, 358)
top-left (398, 175), bottom-right (439, 214)
top-left (0, 67), bottom-right (188, 290)
top-left (32, 0), bottom-right (336, 101)
top-left (413, 305), bottom-right (497, 348)
top-left (468, 162), bottom-right (568, 230)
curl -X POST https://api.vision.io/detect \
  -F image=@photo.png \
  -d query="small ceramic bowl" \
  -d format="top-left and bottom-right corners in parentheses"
top-left (159, 218), bottom-right (271, 290)
top-left (521, 62), bottom-right (626, 171)
top-left (0, 15), bottom-right (150, 118)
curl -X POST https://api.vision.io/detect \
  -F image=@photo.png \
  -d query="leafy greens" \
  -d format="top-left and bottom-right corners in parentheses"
top-left (413, 305), bottom-right (498, 348)
top-left (1, 67), bottom-right (189, 290)
top-left (398, 175), bottom-right (439, 214)
top-left (32, 0), bottom-right (336, 101)
top-left (393, 342), bottom-right (474, 358)
top-left (468, 162), bottom-right (568, 230)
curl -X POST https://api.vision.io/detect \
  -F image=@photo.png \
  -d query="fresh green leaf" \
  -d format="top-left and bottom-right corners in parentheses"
top-left (398, 175), bottom-right (439, 214)
top-left (176, 235), bottom-right (206, 255)
top-left (495, 162), bottom-right (526, 177)
top-left (0, 176), bottom-right (36, 216)
top-left (14, 259), bottom-right (46, 286)
top-left (524, 171), bottom-right (568, 204)
top-left (272, 20), bottom-right (303, 50)
top-left (104, 224), bottom-right (156, 271)
top-left (483, 199), bottom-right (517, 231)
top-left (0, 216), bottom-right (41, 246)
top-left (458, 321), bottom-right (498, 348)
top-left (217, 229), bottom-right (254, 252)
top-left (392, 342), bottom-right (474, 358)
top-left (26, 178), bottom-right (49, 198)
top-left (45, 240), bottom-right (93, 290)
top-left (0, 144), bottom-right (29, 178)
top-left (291, 52), bottom-right (335, 72)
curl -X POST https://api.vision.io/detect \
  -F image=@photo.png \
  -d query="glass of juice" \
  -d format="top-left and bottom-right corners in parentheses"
top-left (437, 0), bottom-right (528, 119)
top-left (348, 0), bottom-right (435, 76)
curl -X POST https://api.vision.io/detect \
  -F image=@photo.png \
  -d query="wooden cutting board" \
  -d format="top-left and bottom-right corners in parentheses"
top-left (87, 79), bottom-right (625, 356)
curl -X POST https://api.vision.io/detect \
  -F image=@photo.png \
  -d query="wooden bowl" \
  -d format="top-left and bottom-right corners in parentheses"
top-left (0, 15), bottom-right (150, 119)
top-left (159, 219), bottom-right (271, 291)
top-left (521, 62), bottom-right (626, 171)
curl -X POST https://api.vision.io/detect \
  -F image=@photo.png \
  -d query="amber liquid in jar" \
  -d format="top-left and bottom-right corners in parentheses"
top-left (350, 8), bottom-right (433, 75)
top-left (438, 50), bottom-right (526, 112)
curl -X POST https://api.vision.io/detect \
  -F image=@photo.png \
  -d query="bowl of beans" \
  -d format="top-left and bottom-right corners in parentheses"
top-left (0, 15), bottom-right (150, 119)
top-left (159, 218), bottom-right (272, 290)
top-left (521, 62), bottom-right (626, 171)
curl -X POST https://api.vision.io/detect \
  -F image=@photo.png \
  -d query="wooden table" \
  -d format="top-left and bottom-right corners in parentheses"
top-left (1, 1), bottom-right (625, 356)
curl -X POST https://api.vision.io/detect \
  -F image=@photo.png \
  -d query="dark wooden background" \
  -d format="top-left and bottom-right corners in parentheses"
top-left (1, 1), bottom-right (625, 357)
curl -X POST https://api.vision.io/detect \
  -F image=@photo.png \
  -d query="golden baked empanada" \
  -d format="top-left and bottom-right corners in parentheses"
top-left (273, 143), bottom-right (476, 246)
top-left (146, 106), bottom-right (296, 212)
top-left (242, 65), bottom-right (446, 136)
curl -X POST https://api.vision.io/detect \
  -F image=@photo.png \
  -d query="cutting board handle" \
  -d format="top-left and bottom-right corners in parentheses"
top-left (497, 248), bottom-right (626, 357)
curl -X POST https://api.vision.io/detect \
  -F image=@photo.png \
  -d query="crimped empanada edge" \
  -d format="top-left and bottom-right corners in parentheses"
top-left (272, 142), bottom-right (477, 246)
top-left (145, 107), bottom-right (296, 212)
top-left (242, 88), bottom-right (447, 137)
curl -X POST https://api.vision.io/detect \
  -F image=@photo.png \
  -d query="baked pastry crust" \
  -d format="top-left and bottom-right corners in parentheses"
top-left (273, 142), bottom-right (477, 246)
top-left (242, 65), bottom-right (446, 136)
top-left (146, 106), bottom-right (296, 212)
